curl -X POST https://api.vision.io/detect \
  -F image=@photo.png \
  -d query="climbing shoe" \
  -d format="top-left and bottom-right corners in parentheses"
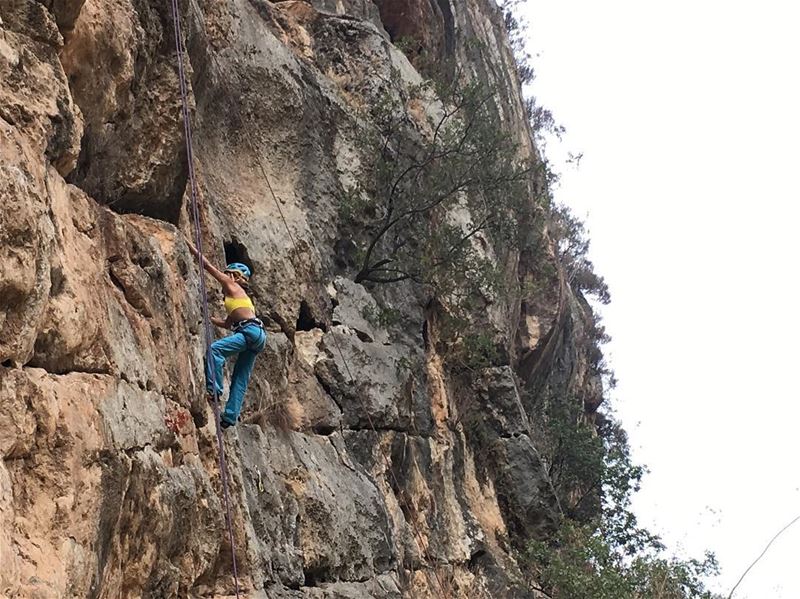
top-left (220, 418), bottom-right (235, 430)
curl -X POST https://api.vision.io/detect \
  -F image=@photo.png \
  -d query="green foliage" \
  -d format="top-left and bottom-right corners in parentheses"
top-left (540, 396), bottom-right (605, 518)
top-left (527, 521), bottom-right (721, 599)
top-left (428, 294), bottom-right (505, 373)
top-left (551, 203), bottom-right (611, 304)
top-left (526, 401), bottom-right (721, 599)
top-left (456, 331), bottom-right (501, 371)
top-left (339, 77), bottom-right (533, 307)
top-left (395, 354), bottom-right (423, 379)
top-left (393, 36), bottom-right (419, 58)
top-left (500, 0), bottom-right (568, 150)
top-left (499, 0), bottom-right (535, 85)
top-left (527, 521), bottom-right (635, 599)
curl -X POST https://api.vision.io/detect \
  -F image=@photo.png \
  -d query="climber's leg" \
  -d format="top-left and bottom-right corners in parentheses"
top-left (205, 332), bottom-right (247, 399)
top-left (223, 349), bottom-right (258, 425)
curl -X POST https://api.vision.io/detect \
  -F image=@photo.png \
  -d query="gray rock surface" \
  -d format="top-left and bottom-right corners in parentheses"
top-left (332, 276), bottom-right (390, 344)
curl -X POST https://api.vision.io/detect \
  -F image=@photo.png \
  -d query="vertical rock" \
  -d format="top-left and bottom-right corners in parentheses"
top-left (0, 0), bottom-right (606, 596)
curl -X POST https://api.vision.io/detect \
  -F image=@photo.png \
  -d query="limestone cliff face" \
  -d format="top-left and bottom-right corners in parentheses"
top-left (0, 0), bottom-right (603, 597)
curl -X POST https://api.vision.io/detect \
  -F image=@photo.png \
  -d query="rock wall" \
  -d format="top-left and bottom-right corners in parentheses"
top-left (0, 0), bottom-right (603, 597)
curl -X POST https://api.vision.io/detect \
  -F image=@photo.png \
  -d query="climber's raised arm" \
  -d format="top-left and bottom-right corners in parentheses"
top-left (186, 239), bottom-right (239, 294)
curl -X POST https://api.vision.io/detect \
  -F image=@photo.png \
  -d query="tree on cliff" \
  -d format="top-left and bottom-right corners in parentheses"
top-left (339, 77), bottom-right (535, 301)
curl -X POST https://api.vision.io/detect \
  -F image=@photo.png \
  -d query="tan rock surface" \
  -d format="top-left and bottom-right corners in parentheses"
top-left (0, 0), bottom-right (605, 597)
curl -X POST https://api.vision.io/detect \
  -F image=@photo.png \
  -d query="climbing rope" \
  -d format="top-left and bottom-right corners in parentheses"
top-left (201, 45), bottom-right (450, 599)
top-left (167, 2), bottom-right (241, 596)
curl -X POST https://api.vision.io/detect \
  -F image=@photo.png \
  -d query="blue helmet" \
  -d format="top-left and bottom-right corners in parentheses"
top-left (225, 262), bottom-right (251, 279)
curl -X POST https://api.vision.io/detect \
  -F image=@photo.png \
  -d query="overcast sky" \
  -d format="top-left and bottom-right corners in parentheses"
top-left (519, 1), bottom-right (800, 596)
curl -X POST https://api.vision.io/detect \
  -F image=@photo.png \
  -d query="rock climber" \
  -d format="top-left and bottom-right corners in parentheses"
top-left (187, 240), bottom-right (267, 429)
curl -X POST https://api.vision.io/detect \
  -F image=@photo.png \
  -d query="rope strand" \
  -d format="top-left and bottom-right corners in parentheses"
top-left (167, 2), bottom-right (241, 596)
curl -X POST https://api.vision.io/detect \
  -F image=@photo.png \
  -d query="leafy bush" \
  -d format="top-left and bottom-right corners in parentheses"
top-left (527, 520), bottom-right (721, 599)
top-left (452, 331), bottom-right (502, 372)
top-left (539, 396), bottom-right (606, 519)
top-left (526, 404), bottom-right (721, 599)
top-left (551, 203), bottom-right (611, 304)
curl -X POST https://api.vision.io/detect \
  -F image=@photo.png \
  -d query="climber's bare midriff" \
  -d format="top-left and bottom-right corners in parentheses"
top-left (228, 307), bottom-right (256, 323)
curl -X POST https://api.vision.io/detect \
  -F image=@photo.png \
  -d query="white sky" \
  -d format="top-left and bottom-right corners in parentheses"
top-left (519, 1), bottom-right (800, 596)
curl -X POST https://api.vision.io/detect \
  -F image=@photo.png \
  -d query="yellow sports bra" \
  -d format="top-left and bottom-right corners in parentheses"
top-left (224, 295), bottom-right (255, 315)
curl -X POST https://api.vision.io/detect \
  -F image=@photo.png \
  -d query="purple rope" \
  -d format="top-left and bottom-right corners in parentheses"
top-left (168, 1), bottom-right (241, 595)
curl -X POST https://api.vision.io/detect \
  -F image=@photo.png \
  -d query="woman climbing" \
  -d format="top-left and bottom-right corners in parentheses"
top-left (187, 241), bottom-right (267, 429)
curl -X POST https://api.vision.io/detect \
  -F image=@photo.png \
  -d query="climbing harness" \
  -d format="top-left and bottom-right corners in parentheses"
top-left (231, 317), bottom-right (265, 333)
top-left (167, 2), bottom-right (241, 597)
top-left (231, 319), bottom-right (268, 353)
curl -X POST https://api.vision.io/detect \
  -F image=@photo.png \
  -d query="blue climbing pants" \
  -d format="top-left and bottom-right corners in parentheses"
top-left (205, 323), bottom-right (267, 426)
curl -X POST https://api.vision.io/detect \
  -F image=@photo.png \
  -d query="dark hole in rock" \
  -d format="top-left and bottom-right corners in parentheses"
top-left (68, 134), bottom-right (186, 225)
top-left (296, 300), bottom-right (324, 332)
top-left (312, 423), bottom-right (336, 436)
top-left (468, 548), bottom-right (487, 570)
top-left (189, 406), bottom-right (206, 428)
top-left (50, 266), bottom-right (66, 296)
top-left (102, 192), bottom-right (184, 225)
top-left (354, 329), bottom-right (372, 343)
top-left (223, 239), bottom-right (252, 272)
top-left (133, 253), bottom-right (153, 270)
top-left (297, 301), bottom-right (314, 331)
top-left (333, 238), bottom-right (358, 269)
top-left (304, 567), bottom-right (326, 587)
top-left (1, 359), bottom-right (12, 367)
top-left (108, 268), bottom-right (126, 293)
